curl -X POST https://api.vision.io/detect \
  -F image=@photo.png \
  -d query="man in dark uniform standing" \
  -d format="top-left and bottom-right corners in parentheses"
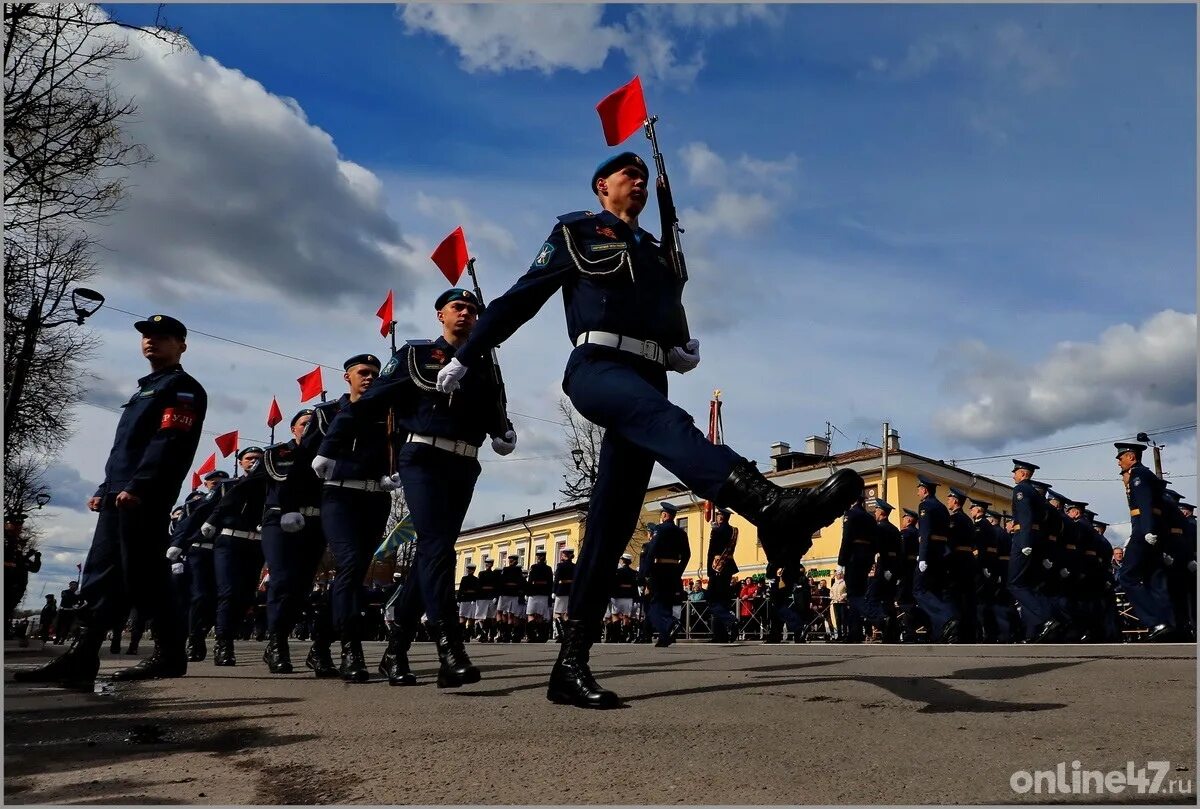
top-left (837, 492), bottom-right (883, 643)
top-left (1008, 460), bottom-right (1061, 643)
top-left (1115, 442), bottom-right (1177, 640)
top-left (169, 469), bottom-right (228, 661)
top-left (552, 548), bottom-right (575, 642)
top-left (435, 150), bottom-right (862, 707)
top-left (944, 488), bottom-right (978, 643)
top-left (476, 557), bottom-right (500, 641)
top-left (707, 508), bottom-right (738, 577)
top-left (867, 499), bottom-right (901, 642)
top-left (640, 502), bottom-right (690, 648)
top-left (498, 554), bottom-right (526, 644)
top-left (17, 315), bottom-right (206, 686)
top-left (457, 561), bottom-right (481, 640)
top-left (914, 476), bottom-right (959, 642)
top-left (322, 289), bottom-right (511, 686)
top-left (896, 508), bottom-right (923, 642)
top-left (525, 550), bottom-right (555, 643)
top-left (609, 552), bottom-right (638, 642)
top-left (705, 555), bottom-right (739, 642)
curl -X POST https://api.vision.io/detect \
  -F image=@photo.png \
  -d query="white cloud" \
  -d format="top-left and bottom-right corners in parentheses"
top-left (82, 26), bottom-right (420, 307)
top-left (935, 310), bottom-right (1197, 449)
top-left (414, 192), bottom-right (520, 258)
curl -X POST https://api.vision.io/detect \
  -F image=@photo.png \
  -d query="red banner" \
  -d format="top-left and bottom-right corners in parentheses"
top-left (431, 227), bottom-right (469, 285)
top-left (596, 76), bottom-right (648, 146)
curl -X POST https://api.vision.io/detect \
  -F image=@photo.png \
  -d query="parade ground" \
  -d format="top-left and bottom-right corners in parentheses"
top-left (4, 641), bottom-right (1195, 805)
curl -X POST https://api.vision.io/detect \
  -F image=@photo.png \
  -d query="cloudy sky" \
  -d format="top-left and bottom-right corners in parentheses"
top-left (22, 3), bottom-right (1196, 605)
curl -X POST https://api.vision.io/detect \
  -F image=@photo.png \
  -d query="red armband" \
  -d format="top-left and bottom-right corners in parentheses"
top-left (160, 405), bottom-right (197, 431)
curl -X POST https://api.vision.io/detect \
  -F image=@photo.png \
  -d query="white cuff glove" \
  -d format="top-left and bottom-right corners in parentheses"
top-left (1161, 553), bottom-right (1174, 566)
top-left (666, 339), bottom-right (700, 373)
top-left (200, 522), bottom-right (217, 539)
top-left (379, 473), bottom-right (402, 492)
top-left (170, 562), bottom-right (185, 576)
top-left (882, 570), bottom-right (893, 581)
top-left (836, 565), bottom-right (846, 576)
top-left (1188, 560), bottom-right (1197, 573)
top-left (311, 455), bottom-right (336, 480)
top-left (436, 357), bottom-right (468, 394)
top-left (918, 560), bottom-right (928, 573)
top-left (165, 546), bottom-right (183, 562)
top-left (1144, 533), bottom-right (1158, 546)
top-left (280, 512), bottom-right (306, 533)
top-left (982, 568), bottom-right (992, 579)
top-left (1059, 567), bottom-right (1071, 579)
top-left (1041, 558), bottom-right (1054, 570)
top-left (491, 429), bottom-right (517, 456)
top-left (1021, 546), bottom-right (1033, 557)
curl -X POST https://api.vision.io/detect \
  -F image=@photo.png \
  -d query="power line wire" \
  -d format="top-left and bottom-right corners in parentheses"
top-left (949, 422), bottom-right (1196, 464)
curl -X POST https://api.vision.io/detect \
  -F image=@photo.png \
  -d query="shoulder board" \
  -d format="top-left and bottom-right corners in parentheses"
top-left (557, 210), bottom-right (594, 224)
top-left (263, 441), bottom-right (296, 482)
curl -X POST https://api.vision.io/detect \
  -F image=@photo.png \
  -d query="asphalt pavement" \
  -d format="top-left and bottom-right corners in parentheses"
top-left (4, 639), bottom-right (1195, 804)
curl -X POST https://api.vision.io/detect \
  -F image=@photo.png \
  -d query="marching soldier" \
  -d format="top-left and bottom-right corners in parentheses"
top-left (707, 507), bottom-right (739, 577)
top-left (1008, 460), bottom-right (1061, 643)
top-left (458, 562), bottom-right (480, 640)
top-left (868, 500), bottom-right (901, 641)
top-left (706, 555), bottom-right (739, 642)
top-left (260, 409), bottom-right (322, 674)
top-left (1115, 442), bottom-right (1178, 640)
top-left (640, 502), bottom-right (691, 648)
top-left (169, 471), bottom-right (227, 661)
top-left (475, 557), bottom-right (499, 642)
top-left (552, 548), bottom-right (574, 642)
top-left (498, 555), bottom-right (526, 643)
top-left (969, 499), bottom-right (999, 641)
top-left (525, 550), bottom-right (555, 643)
top-left (914, 476), bottom-right (960, 642)
top-left (202, 446), bottom-right (267, 666)
top-left (896, 508), bottom-right (924, 642)
top-left (836, 491), bottom-right (882, 643)
top-left (1161, 489), bottom-right (1196, 640)
top-left (435, 151), bottom-right (863, 707)
top-left (609, 553), bottom-right (638, 642)
top-left (17, 315), bottom-right (207, 686)
top-left (1091, 519), bottom-right (1120, 641)
top-left (945, 488), bottom-right (978, 642)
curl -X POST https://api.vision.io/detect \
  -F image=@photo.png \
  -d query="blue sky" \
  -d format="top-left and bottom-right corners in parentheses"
top-left (23, 3), bottom-right (1196, 604)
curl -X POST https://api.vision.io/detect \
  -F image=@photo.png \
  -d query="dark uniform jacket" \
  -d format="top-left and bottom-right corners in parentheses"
top-left (873, 519), bottom-right (903, 580)
top-left (457, 573), bottom-right (480, 603)
top-left (918, 494), bottom-right (951, 573)
top-left (707, 522), bottom-right (738, 574)
top-left (456, 209), bottom-right (689, 376)
top-left (947, 510), bottom-right (976, 561)
top-left (499, 564), bottom-right (526, 597)
top-left (171, 489), bottom-right (222, 552)
top-left (209, 470), bottom-right (267, 535)
top-left (610, 564), bottom-right (638, 599)
top-left (640, 520), bottom-right (690, 604)
top-left (316, 392), bottom-right (391, 483)
top-left (281, 398), bottom-right (343, 512)
top-left (94, 364), bottom-right (207, 503)
top-left (553, 560), bottom-right (576, 598)
top-left (837, 504), bottom-right (877, 568)
top-left (477, 567), bottom-right (500, 600)
top-left (526, 562), bottom-right (554, 597)
top-left (1010, 480), bottom-right (1047, 565)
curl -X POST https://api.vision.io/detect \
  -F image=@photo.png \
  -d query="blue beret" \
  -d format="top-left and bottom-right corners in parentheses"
top-left (435, 288), bottom-right (482, 311)
top-left (1012, 459), bottom-right (1040, 473)
top-left (1114, 442), bottom-right (1146, 458)
top-left (290, 408), bottom-right (314, 428)
top-left (591, 151), bottom-right (648, 192)
top-left (134, 313), bottom-right (187, 339)
top-left (343, 353), bottom-right (381, 371)
top-left (917, 475), bottom-right (938, 490)
top-left (659, 501), bottom-right (678, 516)
top-left (237, 446), bottom-right (264, 459)
top-left (947, 487), bottom-right (968, 501)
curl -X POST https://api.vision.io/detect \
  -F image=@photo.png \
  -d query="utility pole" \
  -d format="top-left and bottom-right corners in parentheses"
top-left (1136, 432), bottom-right (1165, 477)
top-left (880, 421), bottom-right (890, 503)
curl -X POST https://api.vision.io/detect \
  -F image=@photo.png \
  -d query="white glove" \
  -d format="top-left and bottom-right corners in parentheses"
top-left (1161, 553), bottom-right (1174, 566)
top-left (200, 522), bottom-right (217, 539)
top-left (379, 473), bottom-right (403, 492)
top-left (666, 339), bottom-right (700, 373)
top-left (1041, 558), bottom-right (1054, 570)
top-left (918, 560), bottom-right (928, 573)
top-left (1021, 546), bottom-right (1033, 557)
top-left (1059, 567), bottom-right (1070, 579)
top-left (1188, 560), bottom-right (1197, 573)
top-left (170, 562), bottom-right (185, 576)
top-left (311, 455), bottom-right (336, 480)
top-left (982, 568), bottom-right (992, 580)
top-left (882, 570), bottom-right (893, 581)
top-left (280, 512), bottom-right (306, 533)
top-left (165, 546), bottom-right (183, 562)
top-left (491, 429), bottom-right (517, 456)
top-left (1144, 533), bottom-right (1158, 546)
top-left (436, 357), bottom-right (468, 394)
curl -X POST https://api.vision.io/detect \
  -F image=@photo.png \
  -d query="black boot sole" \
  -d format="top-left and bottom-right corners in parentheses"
top-left (436, 667), bottom-right (481, 688)
top-left (388, 674), bottom-right (418, 686)
top-left (546, 684), bottom-right (620, 709)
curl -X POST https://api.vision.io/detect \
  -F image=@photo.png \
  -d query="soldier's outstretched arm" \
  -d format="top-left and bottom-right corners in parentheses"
top-left (344, 346), bottom-right (416, 422)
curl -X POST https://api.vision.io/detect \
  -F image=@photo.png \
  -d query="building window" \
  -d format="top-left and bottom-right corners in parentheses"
top-left (677, 516), bottom-right (688, 532)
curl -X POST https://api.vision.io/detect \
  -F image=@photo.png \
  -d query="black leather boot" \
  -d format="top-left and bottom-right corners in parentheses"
top-left (125, 640), bottom-right (139, 655)
top-left (379, 623), bottom-right (417, 686)
top-left (186, 633), bottom-right (207, 662)
top-left (547, 619), bottom-right (619, 709)
top-left (340, 639), bottom-right (369, 683)
top-left (111, 637), bottom-right (187, 681)
top-left (304, 637), bottom-right (339, 678)
top-left (213, 638), bottom-right (236, 666)
top-left (13, 621), bottom-right (102, 688)
top-left (433, 620), bottom-right (480, 688)
top-left (110, 637), bottom-right (121, 654)
top-left (716, 459), bottom-right (864, 565)
top-left (554, 619), bottom-right (565, 643)
top-left (263, 632), bottom-right (294, 674)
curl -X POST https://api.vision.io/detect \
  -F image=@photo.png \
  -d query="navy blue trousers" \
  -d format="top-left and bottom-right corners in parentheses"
top-left (914, 561), bottom-right (959, 638)
top-left (1007, 541), bottom-right (1056, 636)
top-left (79, 495), bottom-right (182, 645)
top-left (186, 546), bottom-right (216, 638)
top-left (261, 512), bottom-right (327, 636)
top-left (708, 601), bottom-right (737, 637)
top-left (214, 536), bottom-right (263, 639)
top-left (563, 352), bottom-right (739, 625)
top-left (393, 444), bottom-right (480, 626)
top-left (1117, 537), bottom-right (1174, 629)
top-left (647, 600), bottom-right (677, 636)
top-left (846, 564), bottom-right (887, 627)
top-left (322, 485), bottom-right (391, 639)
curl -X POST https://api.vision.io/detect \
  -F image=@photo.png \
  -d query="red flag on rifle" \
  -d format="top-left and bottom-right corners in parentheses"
top-left (297, 366), bottom-right (323, 402)
top-left (214, 430), bottom-right (239, 458)
top-left (431, 227), bottom-right (469, 285)
top-left (376, 290), bottom-right (394, 337)
top-left (596, 76), bottom-right (648, 146)
top-left (194, 452), bottom-right (217, 489)
top-left (266, 397), bottom-right (283, 429)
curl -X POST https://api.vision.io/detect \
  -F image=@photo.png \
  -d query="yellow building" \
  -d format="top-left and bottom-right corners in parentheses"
top-left (455, 433), bottom-right (1015, 587)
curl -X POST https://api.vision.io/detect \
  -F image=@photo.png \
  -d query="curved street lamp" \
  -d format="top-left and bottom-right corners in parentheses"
top-left (71, 288), bottom-right (105, 324)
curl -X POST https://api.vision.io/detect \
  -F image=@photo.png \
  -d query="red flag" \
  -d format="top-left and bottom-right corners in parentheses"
top-left (297, 366), bottom-right (323, 402)
top-left (596, 76), bottom-right (648, 147)
top-left (266, 397), bottom-right (283, 429)
top-left (376, 290), bottom-right (394, 337)
top-left (214, 430), bottom-right (239, 458)
top-left (191, 471), bottom-right (201, 490)
top-left (196, 452), bottom-right (217, 477)
top-left (431, 227), bottom-right (469, 285)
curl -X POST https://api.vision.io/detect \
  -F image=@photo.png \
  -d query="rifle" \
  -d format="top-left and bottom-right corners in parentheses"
top-left (643, 115), bottom-right (690, 341)
top-left (463, 258), bottom-right (514, 435)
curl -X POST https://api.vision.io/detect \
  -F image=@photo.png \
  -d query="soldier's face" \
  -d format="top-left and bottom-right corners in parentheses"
top-left (901, 516), bottom-right (914, 528)
top-left (240, 452), bottom-right (262, 472)
top-left (438, 301), bottom-right (478, 338)
top-left (204, 478), bottom-right (220, 490)
top-left (291, 414), bottom-right (311, 442)
top-left (141, 333), bottom-right (185, 364)
top-left (1116, 452), bottom-right (1136, 472)
top-left (597, 166), bottom-right (648, 215)
top-left (345, 364), bottom-right (378, 396)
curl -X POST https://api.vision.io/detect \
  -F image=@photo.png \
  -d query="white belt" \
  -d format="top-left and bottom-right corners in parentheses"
top-left (575, 331), bottom-right (666, 366)
top-left (220, 529), bottom-right (260, 541)
top-left (192, 542), bottom-right (214, 550)
top-left (408, 434), bottom-right (479, 459)
top-left (325, 479), bottom-right (387, 493)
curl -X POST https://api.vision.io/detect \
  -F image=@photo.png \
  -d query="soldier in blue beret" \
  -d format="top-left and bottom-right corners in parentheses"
top-left (17, 315), bottom-right (207, 686)
top-left (433, 149), bottom-right (863, 707)
top-left (166, 469), bottom-right (228, 663)
top-left (1008, 459), bottom-right (1064, 642)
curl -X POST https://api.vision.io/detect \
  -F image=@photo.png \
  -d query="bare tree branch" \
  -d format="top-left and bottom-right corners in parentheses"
top-left (557, 397), bottom-right (603, 503)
